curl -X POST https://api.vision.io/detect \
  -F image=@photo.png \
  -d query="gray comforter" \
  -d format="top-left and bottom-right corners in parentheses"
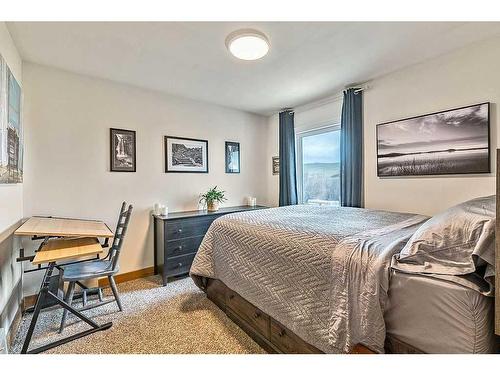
top-left (190, 205), bottom-right (428, 353)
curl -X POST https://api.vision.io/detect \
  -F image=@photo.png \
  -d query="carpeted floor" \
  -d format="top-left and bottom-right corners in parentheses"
top-left (11, 276), bottom-right (265, 354)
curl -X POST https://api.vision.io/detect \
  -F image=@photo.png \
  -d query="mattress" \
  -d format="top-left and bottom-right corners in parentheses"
top-left (385, 270), bottom-right (498, 353)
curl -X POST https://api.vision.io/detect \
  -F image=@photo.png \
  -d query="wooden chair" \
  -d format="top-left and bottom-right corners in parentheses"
top-left (59, 202), bottom-right (133, 333)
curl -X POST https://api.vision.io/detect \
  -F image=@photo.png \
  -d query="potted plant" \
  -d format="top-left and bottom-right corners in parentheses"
top-left (200, 186), bottom-right (227, 211)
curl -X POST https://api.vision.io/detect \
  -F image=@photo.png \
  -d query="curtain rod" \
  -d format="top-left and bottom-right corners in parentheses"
top-left (276, 83), bottom-right (370, 115)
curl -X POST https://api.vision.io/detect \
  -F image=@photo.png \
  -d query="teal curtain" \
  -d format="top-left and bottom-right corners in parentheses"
top-left (340, 89), bottom-right (363, 207)
top-left (279, 110), bottom-right (298, 206)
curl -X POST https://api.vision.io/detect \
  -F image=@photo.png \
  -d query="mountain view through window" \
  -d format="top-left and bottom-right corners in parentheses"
top-left (299, 128), bottom-right (340, 205)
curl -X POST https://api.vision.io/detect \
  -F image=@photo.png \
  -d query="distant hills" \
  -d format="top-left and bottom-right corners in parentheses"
top-left (303, 162), bottom-right (340, 178)
top-left (378, 146), bottom-right (488, 159)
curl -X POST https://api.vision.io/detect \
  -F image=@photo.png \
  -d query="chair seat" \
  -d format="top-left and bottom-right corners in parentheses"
top-left (61, 259), bottom-right (117, 281)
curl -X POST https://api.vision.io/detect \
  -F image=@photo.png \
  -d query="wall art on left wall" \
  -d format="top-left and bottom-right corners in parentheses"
top-left (0, 54), bottom-right (23, 184)
top-left (110, 128), bottom-right (136, 172)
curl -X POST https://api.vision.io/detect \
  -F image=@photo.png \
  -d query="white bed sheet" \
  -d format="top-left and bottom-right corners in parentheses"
top-left (385, 270), bottom-right (498, 353)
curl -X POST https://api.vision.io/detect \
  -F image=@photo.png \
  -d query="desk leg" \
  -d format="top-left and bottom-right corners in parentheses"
top-left (21, 266), bottom-right (51, 353)
top-left (21, 262), bottom-right (113, 354)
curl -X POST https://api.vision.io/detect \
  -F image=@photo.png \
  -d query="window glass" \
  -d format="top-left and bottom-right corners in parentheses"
top-left (298, 127), bottom-right (340, 205)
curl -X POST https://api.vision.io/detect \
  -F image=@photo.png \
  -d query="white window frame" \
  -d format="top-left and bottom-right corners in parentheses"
top-left (296, 123), bottom-right (341, 205)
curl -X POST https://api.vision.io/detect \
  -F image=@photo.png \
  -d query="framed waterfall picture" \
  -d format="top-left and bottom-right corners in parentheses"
top-left (110, 128), bottom-right (136, 172)
top-left (165, 136), bottom-right (209, 173)
top-left (225, 141), bottom-right (240, 173)
top-left (376, 102), bottom-right (490, 177)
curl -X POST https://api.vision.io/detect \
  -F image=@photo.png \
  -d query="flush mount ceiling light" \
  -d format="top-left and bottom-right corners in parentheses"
top-left (225, 29), bottom-right (270, 61)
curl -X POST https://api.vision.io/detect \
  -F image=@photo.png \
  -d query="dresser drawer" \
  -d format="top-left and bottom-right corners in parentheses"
top-left (166, 236), bottom-right (204, 257)
top-left (270, 319), bottom-right (321, 354)
top-left (154, 206), bottom-right (268, 286)
top-left (166, 217), bottom-right (216, 240)
top-left (165, 253), bottom-right (196, 276)
top-left (227, 291), bottom-right (270, 339)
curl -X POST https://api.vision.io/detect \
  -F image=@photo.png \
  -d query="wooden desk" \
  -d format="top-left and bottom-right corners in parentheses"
top-left (32, 237), bottom-right (104, 265)
top-left (15, 217), bottom-right (114, 238)
top-left (15, 216), bottom-right (114, 354)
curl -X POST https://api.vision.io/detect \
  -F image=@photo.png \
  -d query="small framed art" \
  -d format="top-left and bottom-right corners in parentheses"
top-left (110, 128), bottom-right (136, 172)
top-left (272, 156), bottom-right (279, 175)
top-left (225, 141), bottom-right (240, 173)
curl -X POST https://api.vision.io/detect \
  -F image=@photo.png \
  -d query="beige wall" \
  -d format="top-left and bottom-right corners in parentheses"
top-left (0, 21), bottom-right (23, 341)
top-left (22, 62), bottom-right (268, 294)
top-left (364, 36), bottom-right (499, 215)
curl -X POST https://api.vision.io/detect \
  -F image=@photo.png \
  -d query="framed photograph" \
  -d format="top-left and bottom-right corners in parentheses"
top-left (377, 102), bottom-right (490, 177)
top-left (272, 156), bottom-right (279, 175)
top-left (0, 56), bottom-right (23, 184)
top-left (225, 141), bottom-right (240, 173)
top-left (110, 128), bottom-right (136, 172)
top-left (165, 136), bottom-right (208, 173)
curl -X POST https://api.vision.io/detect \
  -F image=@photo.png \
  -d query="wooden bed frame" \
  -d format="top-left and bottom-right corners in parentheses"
top-left (206, 278), bottom-right (426, 354)
top-left (203, 149), bottom-right (500, 353)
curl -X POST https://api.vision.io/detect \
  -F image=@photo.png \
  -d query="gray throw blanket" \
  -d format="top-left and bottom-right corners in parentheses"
top-left (190, 205), bottom-right (427, 353)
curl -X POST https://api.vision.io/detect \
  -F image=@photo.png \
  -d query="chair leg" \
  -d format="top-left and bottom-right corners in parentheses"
top-left (82, 289), bottom-right (88, 307)
top-left (59, 281), bottom-right (76, 333)
top-left (108, 276), bottom-right (122, 311)
top-left (98, 287), bottom-right (104, 302)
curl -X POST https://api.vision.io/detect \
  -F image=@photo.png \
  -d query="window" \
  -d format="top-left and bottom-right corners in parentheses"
top-left (297, 125), bottom-right (341, 205)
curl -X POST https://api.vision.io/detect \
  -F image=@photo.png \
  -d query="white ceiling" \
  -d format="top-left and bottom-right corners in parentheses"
top-left (7, 22), bottom-right (500, 115)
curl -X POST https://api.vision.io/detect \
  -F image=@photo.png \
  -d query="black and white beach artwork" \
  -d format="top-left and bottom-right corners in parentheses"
top-left (165, 136), bottom-right (208, 173)
top-left (110, 128), bottom-right (136, 172)
top-left (377, 103), bottom-right (490, 177)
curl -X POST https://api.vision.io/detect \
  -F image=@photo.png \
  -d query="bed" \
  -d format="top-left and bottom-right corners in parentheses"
top-left (189, 153), bottom-right (500, 354)
top-left (385, 270), bottom-right (496, 353)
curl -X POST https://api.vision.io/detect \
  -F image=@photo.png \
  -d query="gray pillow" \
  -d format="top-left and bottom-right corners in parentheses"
top-left (393, 195), bottom-right (495, 281)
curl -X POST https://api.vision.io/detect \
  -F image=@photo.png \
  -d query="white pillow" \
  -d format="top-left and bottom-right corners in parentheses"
top-left (393, 195), bottom-right (495, 280)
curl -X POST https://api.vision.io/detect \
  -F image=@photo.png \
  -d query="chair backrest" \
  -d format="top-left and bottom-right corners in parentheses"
top-left (109, 202), bottom-right (133, 270)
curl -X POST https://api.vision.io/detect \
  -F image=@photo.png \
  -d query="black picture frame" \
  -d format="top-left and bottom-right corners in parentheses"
top-left (110, 128), bottom-right (136, 172)
top-left (376, 102), bottom-right (490, 177)
top-left (225, 141), bottom-right (240, 173)
top-left (272, 156), bottom-right (279, 175)
top-left (165, 136), bottom-right (209, 173)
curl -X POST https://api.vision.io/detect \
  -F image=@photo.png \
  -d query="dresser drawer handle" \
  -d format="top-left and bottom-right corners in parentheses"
top-left (177, 262), bottom-right (183, 268)
top-left (177, 228), bottom-right (183, 233)
top-left (278, 329), bottom-right (286, 337)
top-left (229, 294), bottom-right (234, 300)
top-left (253, 311), bottom-right (261, 319)
top-left (175, 245), bottom-right (183, 252)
